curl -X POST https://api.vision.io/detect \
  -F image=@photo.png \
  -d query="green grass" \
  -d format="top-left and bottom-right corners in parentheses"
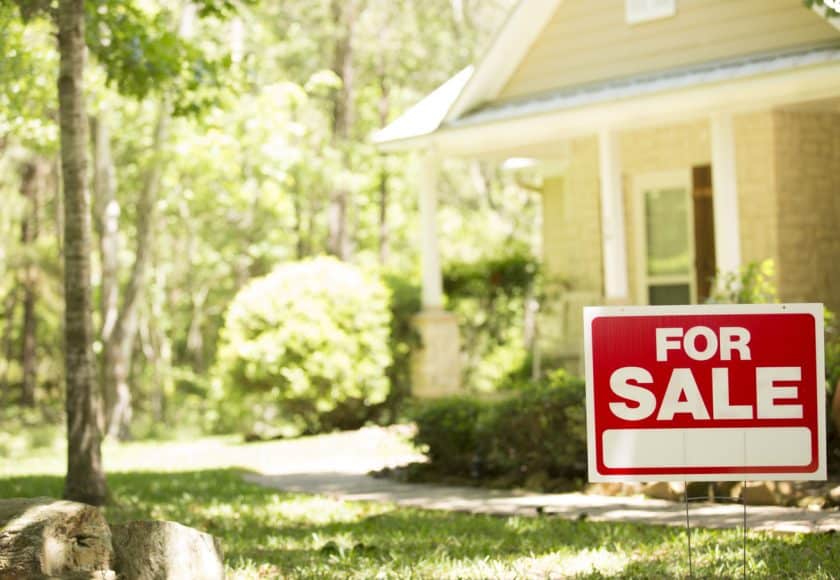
top-left (2, 438), bottom-right (839, 578)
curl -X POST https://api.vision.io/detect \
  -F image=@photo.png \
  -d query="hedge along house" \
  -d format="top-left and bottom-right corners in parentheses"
top-left (375, 0), bottom-right (840, 392)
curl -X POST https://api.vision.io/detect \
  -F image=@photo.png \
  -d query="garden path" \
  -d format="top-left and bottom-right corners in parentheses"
top-left (244, 426), bottom-right (840, 534)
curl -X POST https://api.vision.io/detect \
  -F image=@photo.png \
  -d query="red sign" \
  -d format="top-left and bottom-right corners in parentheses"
top-left (584, 304), bottom-right (826, 482)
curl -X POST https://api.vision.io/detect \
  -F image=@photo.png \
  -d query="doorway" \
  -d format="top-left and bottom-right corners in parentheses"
top-left (633, 166), bottom-right (716, 305)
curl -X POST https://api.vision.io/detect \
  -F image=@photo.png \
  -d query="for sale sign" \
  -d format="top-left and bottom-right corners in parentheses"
top-left (584, 304), bottom-right (826, 482)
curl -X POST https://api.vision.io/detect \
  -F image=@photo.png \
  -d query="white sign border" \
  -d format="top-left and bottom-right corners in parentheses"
top-left (583, 303), bottom-right (826, 482)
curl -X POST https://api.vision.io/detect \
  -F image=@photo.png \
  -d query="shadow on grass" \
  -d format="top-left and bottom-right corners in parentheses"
top-left (1, 470), bottom-right (837, 578)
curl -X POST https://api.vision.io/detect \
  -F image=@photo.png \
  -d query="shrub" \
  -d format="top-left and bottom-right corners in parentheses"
top-left (215, 257), bottom-right (392, 436)
top-left (410, 371), bottom-right (587, 486)
top-left (706, 259), bottom-right (777, 304)
top-left (380, 272), bottom-right (422, 422)
top-left (479, 371), bottom-right (587, 481)
top-left (410, 396), bottom-right (487, 475)
top-left (443, 251), bottom-right (539, 392)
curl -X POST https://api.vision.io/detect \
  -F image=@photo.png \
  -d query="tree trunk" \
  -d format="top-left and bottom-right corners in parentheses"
top-left (0, 288), bottom-right (19, 400)
top-left (376, 63), bottom-right (390, 267)
top-left (327, 0), bottom-right (358, 261)
top-left (57, 0), bottom-right (108, 506)
top-left (19, 158), bottom-right (46, 407)
top-left (91, 113), bottom-right (119, 343)
top-left (102, 100), bottom-right (170, 440)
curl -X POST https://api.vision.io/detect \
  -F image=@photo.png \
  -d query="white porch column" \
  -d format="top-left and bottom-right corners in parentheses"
top-left (412, 149), bottom-right (461, 397)
top-left (710, 112), bottom-right (742, 277)
top-left (598, 129), bottom-right (630, 303)
top-left (418, 150), bottom-right (444, 309)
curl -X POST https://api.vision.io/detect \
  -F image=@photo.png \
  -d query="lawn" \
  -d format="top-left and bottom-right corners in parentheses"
top-left (2, 437), bottom-right (839, 578)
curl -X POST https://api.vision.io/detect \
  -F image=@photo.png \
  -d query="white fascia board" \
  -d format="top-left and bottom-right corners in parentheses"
top-left (444, 0), bottom-right (563, 122)
top-left (810, 3), bottom-right (840, 31)
top-left (372, 67), bottom-right (473, 146)
top-left (426, 60), bottom-right (840, 157)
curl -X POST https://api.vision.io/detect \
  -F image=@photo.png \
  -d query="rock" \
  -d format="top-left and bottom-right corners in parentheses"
top-left (797, 495), bottom-right (826, 510)
top-left (585, 482), bottom-right (624, 496)
top-left (111, 520), bottom-right (224, 580)
top-left (0, 497), bottom-right (114, 580)
top-left (827, 485), bottom-right (840, 506)
top-left (642, 481), bottom-right (684, 501)
top-left (733, 482), bottom-right (779, 506)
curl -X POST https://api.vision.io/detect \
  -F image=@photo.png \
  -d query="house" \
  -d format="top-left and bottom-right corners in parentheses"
top-left (375, 0), bottom-right (840, 394)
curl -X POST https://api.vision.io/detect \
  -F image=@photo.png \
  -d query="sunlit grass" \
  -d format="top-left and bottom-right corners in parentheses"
top-left (2, 438), bottom-right (839, 578)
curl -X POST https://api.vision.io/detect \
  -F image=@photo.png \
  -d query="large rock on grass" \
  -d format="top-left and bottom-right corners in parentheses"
top-left (0, 497), bottom-right (114, 580)
top-left (111, 520), bottom-right (224, 580)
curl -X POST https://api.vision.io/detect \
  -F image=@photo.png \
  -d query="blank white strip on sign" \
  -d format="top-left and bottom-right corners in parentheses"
top-left (602, 427), bottom-right (811, 469)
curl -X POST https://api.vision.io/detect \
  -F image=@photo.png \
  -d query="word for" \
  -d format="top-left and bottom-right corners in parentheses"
top-left (609, 326), bottom-right (801, 421)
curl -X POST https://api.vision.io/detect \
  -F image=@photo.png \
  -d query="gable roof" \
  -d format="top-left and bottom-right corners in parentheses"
top-left (372, 0), bottom-right (562, 147)
top-left (374, 0), bottom-right (840, 152)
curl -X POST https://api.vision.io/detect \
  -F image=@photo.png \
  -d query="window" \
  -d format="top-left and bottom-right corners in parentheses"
top-left (634, 171), bottom-right (695, 305)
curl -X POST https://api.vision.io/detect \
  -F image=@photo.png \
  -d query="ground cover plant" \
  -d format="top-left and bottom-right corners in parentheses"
top-left (3, 437), bottom-right (839, 579)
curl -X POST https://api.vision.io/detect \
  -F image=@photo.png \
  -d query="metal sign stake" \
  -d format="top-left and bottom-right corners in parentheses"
top-left (682, 481), bottom-right (749, 579)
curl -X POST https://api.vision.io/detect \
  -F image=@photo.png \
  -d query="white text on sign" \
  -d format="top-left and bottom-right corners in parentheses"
top-left (609, 325), bottom-right (802, 422)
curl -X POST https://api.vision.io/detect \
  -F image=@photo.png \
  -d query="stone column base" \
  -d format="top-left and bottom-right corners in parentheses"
top-left (411, 309), bottom-right (462, 398)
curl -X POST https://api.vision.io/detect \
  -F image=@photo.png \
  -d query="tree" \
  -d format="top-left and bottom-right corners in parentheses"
top-left (19, 157), bottom-right (48, 407)
top-left (57, 0), bottom-right (108, 505)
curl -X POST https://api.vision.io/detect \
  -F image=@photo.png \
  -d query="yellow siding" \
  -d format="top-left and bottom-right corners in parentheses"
top-left (774, 111), bottom-right (840, 313)
top-left (619, 120), bottom-right (712, 303)
top-left (734, 112), bottom-right (780, 267)
top-left (500, 0), bottom-right (839, 100)
top-left (541, 137), bottom-right (603, 293)
top-left (539, 110), bottom-right (840, 366)
top-left (539, 139), bottom-right (603, 368)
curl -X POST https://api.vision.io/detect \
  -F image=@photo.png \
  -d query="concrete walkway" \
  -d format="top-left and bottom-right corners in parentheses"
top-left (242, 427), bottom-right (840, 534)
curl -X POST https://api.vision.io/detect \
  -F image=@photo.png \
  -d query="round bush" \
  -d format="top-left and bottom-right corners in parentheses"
top-left (216, 257), bottom-right (392, 436)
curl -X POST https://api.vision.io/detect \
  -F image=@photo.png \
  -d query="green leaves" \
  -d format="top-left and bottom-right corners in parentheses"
top-left (215, 257), bottom-right (393, 436)
top-left (84, 1), bottom-right (238, 114)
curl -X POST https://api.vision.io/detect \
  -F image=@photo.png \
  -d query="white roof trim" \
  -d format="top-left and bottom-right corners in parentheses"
top-left (371, 67), bottom-right (472, 145)
top-left (444, 0), bottom-right (563, 122)
top-left (427, 56), bottom-right (840, 157)
top-left (452, 46), bottom-right (840, 128)
top-left (811, 2), bottom-right (840, 31)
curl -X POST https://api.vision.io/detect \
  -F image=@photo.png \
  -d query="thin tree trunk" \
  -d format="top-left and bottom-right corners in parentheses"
top-left (91, 113), bottom-right (119, 342)
top-left (376, 62), bottom-right (390, 267)
top-left (91, 110), bottom-right (124, 438)
top-left (1, 288), bottom-right (19, 400)
top-left (327, 0), bottom-right (358, 261)
top-left (104, 99), bottom-right (170, 440)
top-left (19, 159), bottom-right (46, 407)
top-left (58, 0), bottom-right (108, 506)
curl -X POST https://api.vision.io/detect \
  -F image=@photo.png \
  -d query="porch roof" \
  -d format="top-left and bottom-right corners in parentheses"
top-left (374, 44), bottom-right (840, 156)
top-left (451, 45), bottom-right (840, 129)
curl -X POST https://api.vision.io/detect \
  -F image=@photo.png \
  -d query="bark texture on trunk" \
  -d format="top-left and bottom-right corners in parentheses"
top-left (58, 0), bottom-right (108, 506)
top-left (19, 159), bottom-right (47, 407)
top-left (0, 497), bottom-right (113, 579)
